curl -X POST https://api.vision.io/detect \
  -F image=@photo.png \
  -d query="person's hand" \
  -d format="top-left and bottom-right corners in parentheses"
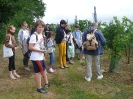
top-left (20, 42), bottom-right (22, 44)
top-left (15, 47), bottom-right (19, 50)
top-left (44, 57), bottom-right (46, 61)
top-left (40, 50), bottom-right (47, 53)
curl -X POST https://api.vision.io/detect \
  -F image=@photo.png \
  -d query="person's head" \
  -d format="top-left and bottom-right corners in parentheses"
top-left (47, 31), bottom-right (53, 39)
top-left (75, 24), bottom-right (80, 30)
top-left (6, 25), bottom-right (16, 34)
top-left (29, 25), bottom-right (32, 29)
top-left (65, 24), bottom-right (71, 30)
top-left (65, 29), bottom-right (71, 34)
top-left (91, 23), bottom-right (98, 29)
top-left (60, 20), bottom-right (67, 27)
top-left (46, 23), bottom-right (49, 27)
top-left (21, 21), bottom-right (28, 30)
top-left (35, 19), bottom-right (45, 34)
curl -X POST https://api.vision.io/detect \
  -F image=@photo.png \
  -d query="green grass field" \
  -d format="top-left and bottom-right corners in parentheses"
top-left (0, 46), bottom-right (133, 99)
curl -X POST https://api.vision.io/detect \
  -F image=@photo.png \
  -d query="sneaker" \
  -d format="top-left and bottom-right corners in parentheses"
top-left (85, 76), bottom-right (91, 82)
top-left (64, 66), bottom-right (69, 68)
top-left (10, 74), bottom-right (16, 79)
top-left (69, 60), bottom-right (74, 64)
top-left (82, 57), bottom-right (85, 60)
top-left (71, 60), bottom-right (74, 64)
top-left (45, 82), bottom-right (50, 88)
top-left (49, 68), bottom-right (55, 73)
top-left (78, 58), bottom-right (80, 60)
top-left (24, 67), bottom-right (30, 71)
top-left (14, 73), bottom-right (20, 78)
top-left (60, 66), bottom-right (65, 69)
top-left (97, 75), bottom-right (103, 79)
top-left (36, 88), bottom-right (48, 94)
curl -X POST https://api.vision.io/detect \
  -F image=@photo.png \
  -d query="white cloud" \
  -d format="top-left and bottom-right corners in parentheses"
top-left (42, 0), bottom-right (133, 24)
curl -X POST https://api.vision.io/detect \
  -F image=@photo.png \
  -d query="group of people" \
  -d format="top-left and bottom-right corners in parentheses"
top-left (55, 20), bottom-right (106, 82)
top-left (3, 19), bottom-right (106, 94)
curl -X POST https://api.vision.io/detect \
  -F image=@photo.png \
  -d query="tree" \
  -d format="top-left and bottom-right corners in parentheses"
top-left (0, 0), bottom-right (46, 43)
top-left (102, 17), bottom-right (133, 73)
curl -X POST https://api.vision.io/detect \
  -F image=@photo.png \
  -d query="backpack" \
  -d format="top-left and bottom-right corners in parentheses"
top-left (83, 29), bottom-right (98, 50)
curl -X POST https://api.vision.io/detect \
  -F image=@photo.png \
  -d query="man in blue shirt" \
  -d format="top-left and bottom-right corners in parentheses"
top-left (82, 23), bottom-right (106, 82)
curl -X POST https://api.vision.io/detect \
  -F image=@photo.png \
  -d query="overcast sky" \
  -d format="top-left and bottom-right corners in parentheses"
top-left (42, 0), bottom-right (133, 24)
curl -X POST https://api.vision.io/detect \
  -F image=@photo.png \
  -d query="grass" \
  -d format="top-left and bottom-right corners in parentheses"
top-left (0, 46), bottom-right (133, 99)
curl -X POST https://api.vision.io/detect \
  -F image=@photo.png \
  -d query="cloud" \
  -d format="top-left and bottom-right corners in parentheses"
top-left (42, 0), bottom-right (133, 24)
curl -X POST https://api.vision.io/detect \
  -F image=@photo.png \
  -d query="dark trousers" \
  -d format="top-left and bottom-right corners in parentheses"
top-left (8, 55), bottom-right (15, 71)
top-left (23, 52), bottom-right (29, 67)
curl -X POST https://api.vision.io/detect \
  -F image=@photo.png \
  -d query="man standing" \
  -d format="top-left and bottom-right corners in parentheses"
top-left (44, 23), bottom-right (51, 38)
top-left (55, 20), bottom-right (69, 69)
top-left (82, 23), bottom-right (106, 81)
top-left (73, 24), bottom-right (82, 60)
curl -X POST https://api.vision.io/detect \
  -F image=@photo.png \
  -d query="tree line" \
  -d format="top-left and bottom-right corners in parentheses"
top-left (0, 0), bottom-right (46, 43)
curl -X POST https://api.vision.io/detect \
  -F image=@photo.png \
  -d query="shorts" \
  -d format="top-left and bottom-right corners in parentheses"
top-left (32, 60), bottom-right (46, 73)
top-left (75, 48), bottom-right (81, 53)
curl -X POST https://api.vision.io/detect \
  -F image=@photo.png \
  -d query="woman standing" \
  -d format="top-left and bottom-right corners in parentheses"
top-left (4, 25), bottom-right (20, 79)
top-left (46, 31), bottom-right (55, 73)
top-left (18, 21), bottom-right (30, 71)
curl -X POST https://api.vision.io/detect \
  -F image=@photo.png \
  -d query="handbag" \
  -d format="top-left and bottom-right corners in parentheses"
top-left (47, 47), bottom-right (53, 53)
top-left (3, 35), bottom-right (13, 58)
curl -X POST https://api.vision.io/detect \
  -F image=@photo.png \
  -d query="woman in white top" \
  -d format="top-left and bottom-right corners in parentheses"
top-left (29, 20), bottom-right (49, 94)
top-left (18, 21), bottom-right (30, 71)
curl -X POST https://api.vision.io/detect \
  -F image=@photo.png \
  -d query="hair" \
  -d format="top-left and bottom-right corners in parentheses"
top-left (6, 25), bottom-right (15, 34)
top-left (75, 24), bottom-right (80, 28)
top-left (65, 29), bottom-right (71, 34)
top-left (21, 21), bottom-right (27, 26)
top-left (35, 19), bottom-right (45, 28)
top-left (47, 31), bottom-right (53, 39)
top-left (91, 23), bottom-right (98, 27)
top-left (60, 19), bottom-right (67, 25)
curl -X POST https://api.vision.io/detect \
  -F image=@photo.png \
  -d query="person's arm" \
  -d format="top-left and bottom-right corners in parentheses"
top-left (82, 30), bottom-right (87, 43)
top-left (72, 31), bottom-right (76, 41)
top-left (29, 43), bottom-right (46, 53)
top-left (97, 30), bottom-right (106, 46)
top-left (80, 31), bottom-right (82, 40)
top-left (18, 30), bottom-right (22, 44)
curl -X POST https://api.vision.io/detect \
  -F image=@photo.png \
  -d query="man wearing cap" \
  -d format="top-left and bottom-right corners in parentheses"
top-left (55, 20), bottom-right (69, 69)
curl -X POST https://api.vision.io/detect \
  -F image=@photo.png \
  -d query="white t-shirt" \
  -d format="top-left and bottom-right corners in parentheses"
top-left (23, 30), bottom-right (29, 39)
top-left (29, 32), bottom-right (44, 60)
top-left (62, 30), bottom-right (67, 41)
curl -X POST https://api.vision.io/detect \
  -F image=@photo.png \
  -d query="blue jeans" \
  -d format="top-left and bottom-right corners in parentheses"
top-left (49, 52), bottom-right (54, 65)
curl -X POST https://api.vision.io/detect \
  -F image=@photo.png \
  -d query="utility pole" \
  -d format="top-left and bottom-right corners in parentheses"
top-left (74, 15), bottom-right (77, 25)
top-left (66, 19), bottom-right (68, 24)
top-left (94, 6), bottom-right (97, 23)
